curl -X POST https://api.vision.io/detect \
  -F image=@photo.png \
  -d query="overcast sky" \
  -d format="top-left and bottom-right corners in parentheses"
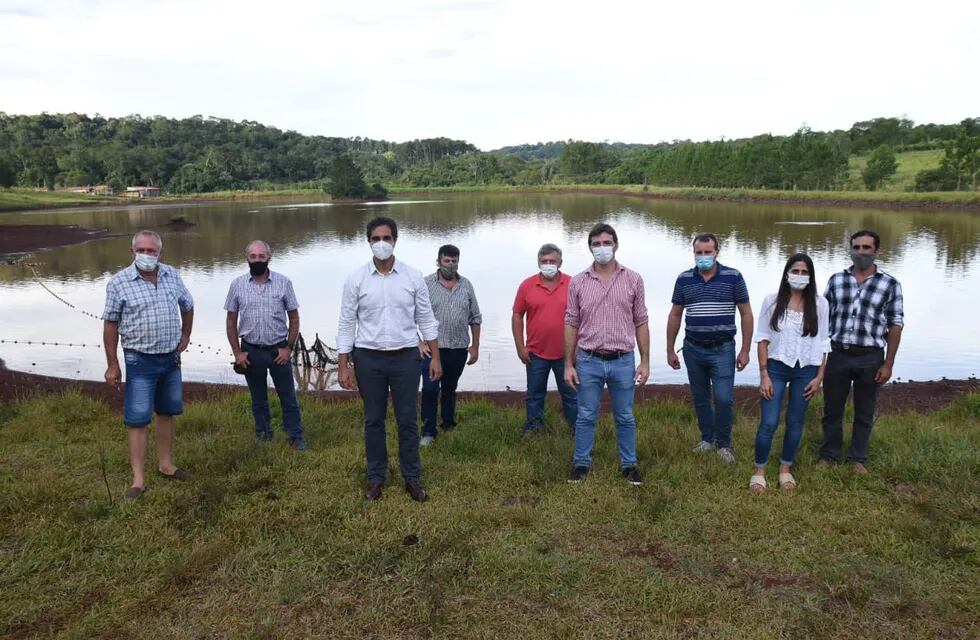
top-left (1, 0), bottom-right (977, 150)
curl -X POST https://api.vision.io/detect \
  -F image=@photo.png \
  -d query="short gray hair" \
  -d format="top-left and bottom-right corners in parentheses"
top-left (131, 230), bottom-right (162, 251)
top-left (245, 240), bottom-right (272, 257)
top-left (537, 243), bottom-right (562, 260)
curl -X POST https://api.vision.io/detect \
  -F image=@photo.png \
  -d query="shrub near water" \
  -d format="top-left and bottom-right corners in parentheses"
top-left (0, 391), bottom-right (977, 638)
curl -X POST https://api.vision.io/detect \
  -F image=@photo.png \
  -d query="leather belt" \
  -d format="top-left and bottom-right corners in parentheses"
top-left (582, 349), bottom-right (629, 361)
top-left (831, 341), bottom-right (882, 356)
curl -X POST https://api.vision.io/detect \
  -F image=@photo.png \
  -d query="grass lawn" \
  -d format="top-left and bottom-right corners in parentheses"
top-left (0, 189), bottom-right (119, 212)
top-left (847, 150), bottom-right (946, 192)
top-left (1, 391), bottom-right (977, 638)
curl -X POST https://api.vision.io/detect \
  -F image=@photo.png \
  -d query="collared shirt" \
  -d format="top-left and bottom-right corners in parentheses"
top-left (671, 262), bottom-right (750, 342)
top-left (513, 272), bottom-right (571, 360)
top-left (103, 262), bottom-right (194, 354)
top-left (754, 293), bottom-right (831, 367)
top-left (424, 273), bottom-right (481, 349)
top-left (565, 263), bottom-right (648, 352)
top-left (223, 271), bottom-right (299, 346)
top-left (336, 258), bottom-right (439, 353)
top-left (824, 266), bottom-right (904, 348)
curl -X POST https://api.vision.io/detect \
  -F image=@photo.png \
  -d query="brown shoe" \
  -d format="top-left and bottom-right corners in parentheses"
top-left (852, 462), bottom-right (869, 476)
top-left (364, 482), bottom-right (383, 501)
top-left (405, 482), bottom-right (428, 502)
top-left (816, 459), bottom-right (833, 467)
top-left (158, 468), bottom-right (192, 481)
top-left (123, 486), bottom-right (145, 500)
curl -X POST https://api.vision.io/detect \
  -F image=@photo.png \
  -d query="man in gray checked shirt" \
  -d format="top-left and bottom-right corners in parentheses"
top-left (225, 240), bottom-right (306, 449)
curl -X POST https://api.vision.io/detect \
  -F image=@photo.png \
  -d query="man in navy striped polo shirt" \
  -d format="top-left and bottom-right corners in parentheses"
top-left (666, 233), bottom-right (753, 463)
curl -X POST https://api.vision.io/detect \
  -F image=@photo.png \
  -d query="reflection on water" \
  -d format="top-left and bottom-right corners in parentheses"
top-left (2, 193), bottom-right (979, 389)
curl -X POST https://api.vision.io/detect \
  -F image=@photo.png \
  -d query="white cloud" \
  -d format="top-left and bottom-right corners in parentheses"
top-left (1, 0), bottom-right (977, 148)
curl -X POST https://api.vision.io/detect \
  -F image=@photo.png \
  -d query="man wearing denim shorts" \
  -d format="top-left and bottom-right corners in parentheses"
top-left (103, 230), bottom-right (194, 500)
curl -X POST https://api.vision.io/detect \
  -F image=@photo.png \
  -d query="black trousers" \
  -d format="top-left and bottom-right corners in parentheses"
top-left (353, 347), bottom-right (423, 484)
top-left (820, 348), bottom-right (885, 463)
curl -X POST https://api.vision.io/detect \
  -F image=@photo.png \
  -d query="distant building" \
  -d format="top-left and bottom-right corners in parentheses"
top-left (124, 186), bottom-right (161, 198)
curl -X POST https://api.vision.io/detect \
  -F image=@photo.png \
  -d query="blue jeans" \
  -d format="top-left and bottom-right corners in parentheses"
top-left (683, 338), bottom-right (736, 448)
top-left (242, 341), bottom-right (304, 441)
top-left (123, 350), bottom-right (183, 427)
top-left (525, 354), bottom-right (578, 432)
top-left (421, 348), bottom-right (469, 437)
top-left (754, 361), bottom-right (818, 466)
top-left (572, 349), bottom-right (638, 469)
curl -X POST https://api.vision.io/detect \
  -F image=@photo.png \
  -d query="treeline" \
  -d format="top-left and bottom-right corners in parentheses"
top-left (0, 113), bottom-right (474, 193)
top-left (0, 113), bottom-right (977, 193)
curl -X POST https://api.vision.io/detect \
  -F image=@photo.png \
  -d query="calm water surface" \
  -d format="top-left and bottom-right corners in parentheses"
top-left (2, 193), bottom-right (978, 390)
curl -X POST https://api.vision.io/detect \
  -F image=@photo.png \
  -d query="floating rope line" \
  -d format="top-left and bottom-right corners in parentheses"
top-left (28, 265), bottom-right (105, 320)
top-left (1, 338), bottom-right (102, 349)
top-left (25, 266), bottom-right (340, 368)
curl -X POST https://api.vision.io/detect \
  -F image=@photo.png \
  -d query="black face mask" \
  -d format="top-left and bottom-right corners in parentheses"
top-left (249, 261), bottom-right (269, 276)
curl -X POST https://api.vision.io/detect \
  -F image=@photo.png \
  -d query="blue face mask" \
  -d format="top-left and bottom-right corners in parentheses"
top-left (134, 253), bottom-right (159, 272)
top-left (695, 256), bottom-right (715, 271)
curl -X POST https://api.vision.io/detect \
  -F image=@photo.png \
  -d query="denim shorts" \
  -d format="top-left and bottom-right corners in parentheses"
top-left (123, 350), bottom-right (183, 427)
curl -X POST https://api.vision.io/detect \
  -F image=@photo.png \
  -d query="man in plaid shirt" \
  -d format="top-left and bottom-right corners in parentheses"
top-left (103, 230), bottom-right (194, 500)
top-left (820, 229), bottom-right (904, 473)
top-left (224, 240), bottom-right (306, 449)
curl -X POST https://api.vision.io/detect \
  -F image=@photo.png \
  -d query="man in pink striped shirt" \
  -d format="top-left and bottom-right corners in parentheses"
top-left (564, 223), bottom-right (650, 486)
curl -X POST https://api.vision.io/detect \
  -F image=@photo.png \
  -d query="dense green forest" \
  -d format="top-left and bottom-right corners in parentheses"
top-left (0, 113), bottom-right (977, 193)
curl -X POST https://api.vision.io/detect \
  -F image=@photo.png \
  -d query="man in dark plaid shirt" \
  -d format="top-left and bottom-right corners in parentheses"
top-left (820, 229), bottom-right (904, 473)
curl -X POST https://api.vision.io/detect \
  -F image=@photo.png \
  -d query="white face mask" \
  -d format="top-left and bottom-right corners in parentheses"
top-left (539, 264), bottom-right (558, 278)
top-left (134, 253), bottom-right (158, 272)
top-left (787, 274), bottom-right (810, 290)
top-left (591, 246), bottom-right (614, 265)
top-left (371, 241), bottom-right (394, 261)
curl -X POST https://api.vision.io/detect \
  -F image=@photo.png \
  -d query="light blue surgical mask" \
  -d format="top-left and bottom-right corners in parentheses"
top-left (695, 256), bottom-right (715, 271)
top-left (134, 253), bottom-right (158, 272)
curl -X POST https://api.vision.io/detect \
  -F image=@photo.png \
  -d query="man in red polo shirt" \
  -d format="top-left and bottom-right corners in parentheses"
top-left (512, 243), bottom-right (578, 434)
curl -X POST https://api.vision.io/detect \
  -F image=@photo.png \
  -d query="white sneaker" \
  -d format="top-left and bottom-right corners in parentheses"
top-left (716, 447), bottom-right (736, 464)
top-left (692, 441), bottom-right (714, 453)
top-left (420, 436), bottom-right (435, 447)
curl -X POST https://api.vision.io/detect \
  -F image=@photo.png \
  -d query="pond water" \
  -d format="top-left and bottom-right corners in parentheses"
top-left (2, 193), bottom-right (978, 390)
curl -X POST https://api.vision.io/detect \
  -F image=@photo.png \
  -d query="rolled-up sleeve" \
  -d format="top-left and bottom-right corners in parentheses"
top-left (223, 281), bottom-right (239, 312)
top-left (885, 281), bottom-right (904, 328)
top-left (564, 278), bottom-right (580, 327)
top-left (336, 273), bottom-right (359, 354)
top-left (175, 273), bottom-right (194, 312)
top-left (817, 297), bottom-right (832, 352)
top-left (467, 281), bottom-right (482, 325)
top-left (103, 279), bottom-right (122, 322)
top-left (414, 273), bottom-right (440, 342)
top-left (283, 279), bottom-right (299, 312)
top-left (754, 294), bottom-right (775, 343)
top-left (632, 274), bottom-right (649, 327)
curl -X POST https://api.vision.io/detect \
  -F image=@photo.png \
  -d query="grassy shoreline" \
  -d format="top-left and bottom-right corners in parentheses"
top-left (2, 184), bottom-right (979, 214)
top-left (0, 391), bottom-right (977, 638)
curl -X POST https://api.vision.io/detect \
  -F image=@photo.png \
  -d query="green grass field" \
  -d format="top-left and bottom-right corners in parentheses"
top-left (0, 188), bottom-right (119, 212)
top-left (847, 149), bottom-right (946, 192)
top-left (1, 391), bottom-right (977, 638)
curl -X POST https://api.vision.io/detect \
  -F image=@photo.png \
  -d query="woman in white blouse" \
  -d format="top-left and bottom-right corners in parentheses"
top-left (750, 253), bottom-right (830, 491)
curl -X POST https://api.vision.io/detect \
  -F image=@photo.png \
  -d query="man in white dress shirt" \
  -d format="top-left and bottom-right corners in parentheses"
top-left (337, 216), bottom-right (442, 502)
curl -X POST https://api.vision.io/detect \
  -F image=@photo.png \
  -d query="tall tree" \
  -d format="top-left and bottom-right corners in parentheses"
top-left (861, 145), bottom-right (898, 191)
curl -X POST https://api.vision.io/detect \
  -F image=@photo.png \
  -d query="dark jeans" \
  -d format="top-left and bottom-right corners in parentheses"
top-left (421, 348), bottom-right (469, 437)
top-left (353, 347), bottom-right (423, 484)
top-left (525, 354), bottom-right (578, 432)
top-left (683, 338), bottom-right (736, 448)
top-left (242, 341), bottom-right (303, 441)
top-left (755, 361), bottom-right (819, 466)
top-left (820, 348), bottom-right (884, 463)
